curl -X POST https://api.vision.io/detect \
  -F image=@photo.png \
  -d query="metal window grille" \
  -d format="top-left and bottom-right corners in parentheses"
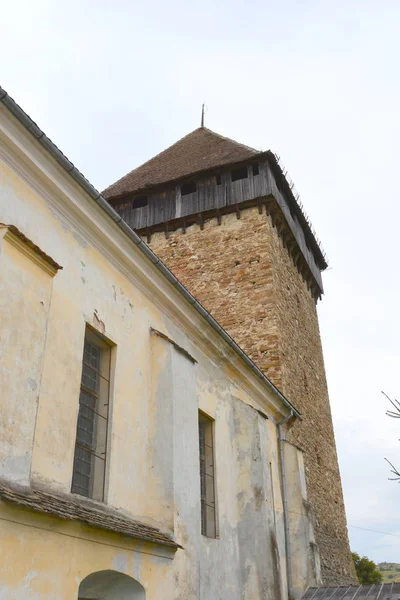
top-left (71, 330), bottom-right (111, 501)
top-left (199, 412), bottom-right (217, 538)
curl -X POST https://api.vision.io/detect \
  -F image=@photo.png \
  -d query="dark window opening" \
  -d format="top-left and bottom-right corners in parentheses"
top-left (252, 164), bottom-right (259, 176)
top-left (181, 182), bottom-right (197, 196)
top-left (231, 167), bottom-right (248, 182)
top-left (216, 174), bottom-right (222, 185)
top-left (199, 412), bottom-right (217, 538)
top-left (132, 196), bottom-right (148, 209)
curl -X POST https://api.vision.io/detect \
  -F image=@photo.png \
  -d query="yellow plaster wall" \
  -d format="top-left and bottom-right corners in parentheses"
top-left (0, 502), bottom-right (174, 599)
top-left (0, 157), bottom-right (284, 523)
top-left (0, 149), bottom-right (299, 599)
top-left (0, 234), bottom-right (53, 484)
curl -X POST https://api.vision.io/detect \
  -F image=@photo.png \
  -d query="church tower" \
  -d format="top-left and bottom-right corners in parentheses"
top-left (103, 126), bottom-right (356, 585)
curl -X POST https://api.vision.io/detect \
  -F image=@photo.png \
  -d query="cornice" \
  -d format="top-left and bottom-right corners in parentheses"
top-left (0, 224), bottom-right (62, 276)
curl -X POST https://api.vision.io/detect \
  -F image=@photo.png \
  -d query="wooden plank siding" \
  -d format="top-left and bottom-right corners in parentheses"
top-left (112, 159), bottom-right (323, 294)
top-left (266, 163), bottom-right (323, 289)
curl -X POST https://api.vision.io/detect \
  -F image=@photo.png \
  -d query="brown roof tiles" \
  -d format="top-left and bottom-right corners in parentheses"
top-left (0, 480), bottom-right (180, 549)
top-left (103, 127), bottom-right (263, 200)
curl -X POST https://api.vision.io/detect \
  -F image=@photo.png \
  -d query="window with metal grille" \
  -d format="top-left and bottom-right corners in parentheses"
top-left (199, 412), bottom-right (217, 538)
top-left (71, 328), bottom-right (111, 501)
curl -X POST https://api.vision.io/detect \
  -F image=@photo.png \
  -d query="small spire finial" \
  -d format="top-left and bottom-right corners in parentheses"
top-left (201, 103), bottom-right (205, 127)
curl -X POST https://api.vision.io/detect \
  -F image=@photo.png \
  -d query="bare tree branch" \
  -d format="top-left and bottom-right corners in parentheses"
top-left (384, 458), bottom-right (400, 481)
top-left (382, 391), bottom-right (400, 418)
top-left (383, 391), bottom-right (400, 481)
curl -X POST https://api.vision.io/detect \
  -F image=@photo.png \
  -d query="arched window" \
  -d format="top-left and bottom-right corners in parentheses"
top-left (78, 570), bottom-right (146, 599)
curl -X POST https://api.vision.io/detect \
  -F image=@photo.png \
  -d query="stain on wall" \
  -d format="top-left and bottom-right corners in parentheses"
top-left (148, 205), bottom-right (357, 585)
top-left (0, 154), bottom-right (309, 598)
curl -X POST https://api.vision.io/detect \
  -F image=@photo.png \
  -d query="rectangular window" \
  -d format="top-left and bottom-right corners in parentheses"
top-left (181, 182), bottom-right (197, 196)
top-left (71, 328), bottom-right (111, 501)
top-left (252, 163), bottom-right (259, 176)
top-left (132, 195), bottom-right (148, 209)
top-left (231, 166), bottom-right (248, 182)
top-left (199, 412), bottom-right (217, 537)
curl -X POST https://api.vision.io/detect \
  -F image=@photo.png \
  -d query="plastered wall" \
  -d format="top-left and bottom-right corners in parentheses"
top-left (148, 205), bottom-right (357, 585)
top-left (0, 145), bottom-right (307, 598)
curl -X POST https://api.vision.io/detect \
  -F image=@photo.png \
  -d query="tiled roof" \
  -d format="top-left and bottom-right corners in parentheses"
top-left (103, 127), bottom-right (263, 199)
top-left (0, 480), bottom-right (180, 549)
top-left (300, 583), bottom-right (400, 600)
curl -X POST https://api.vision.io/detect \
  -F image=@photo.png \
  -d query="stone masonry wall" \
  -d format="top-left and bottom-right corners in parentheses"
top-left (147, 205), bottom-right (357, 586)
top-left (266, 212), bottom-right (357, 585)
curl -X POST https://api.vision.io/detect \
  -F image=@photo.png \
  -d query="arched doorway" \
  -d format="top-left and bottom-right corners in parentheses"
top-left (78, 570), bottom-right (146, 599)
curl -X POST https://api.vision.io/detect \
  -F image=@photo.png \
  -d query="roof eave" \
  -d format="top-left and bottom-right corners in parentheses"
top-left (0, 86), bottom-right (301, 420)
top-left (104, 151), bottom-right (268, 203)
top-left (106, 149), bottom-right (328, 272)
top-left (266, 151), bottom-right (328, 271)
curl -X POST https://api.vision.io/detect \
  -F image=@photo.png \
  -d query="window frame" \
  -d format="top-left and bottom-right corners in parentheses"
top-left (198, 410), bottom-right (218, 538)
top-left (71, 326), bottom-right (112, 502)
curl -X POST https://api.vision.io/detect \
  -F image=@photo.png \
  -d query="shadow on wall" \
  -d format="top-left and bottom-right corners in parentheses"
top-left (78, 570), bottom-right (146, 599)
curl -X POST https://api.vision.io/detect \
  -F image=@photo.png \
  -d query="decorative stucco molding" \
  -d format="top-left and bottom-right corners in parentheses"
top-left (0, 223), bottom-right (62, 277)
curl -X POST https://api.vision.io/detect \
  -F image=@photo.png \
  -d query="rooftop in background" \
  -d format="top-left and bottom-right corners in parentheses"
top-left (103, 127), bottom-right (263, 200)
top-left (300, 583), bottom-right (400, 600)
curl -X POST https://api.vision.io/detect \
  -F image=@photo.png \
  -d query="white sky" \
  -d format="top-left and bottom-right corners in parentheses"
top-left (2, 0), bottom-right (400, 564)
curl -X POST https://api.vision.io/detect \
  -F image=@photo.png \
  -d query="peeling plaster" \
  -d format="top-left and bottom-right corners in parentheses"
top-left (0, 144), bottom-right (317, 599)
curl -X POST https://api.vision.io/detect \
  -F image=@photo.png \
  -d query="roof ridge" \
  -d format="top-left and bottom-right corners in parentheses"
top-left (201, 126), bottom-right (261, 154)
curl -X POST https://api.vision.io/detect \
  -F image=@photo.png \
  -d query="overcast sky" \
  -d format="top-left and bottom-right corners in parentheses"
top-left (2, 0), bottom-right (400, 563)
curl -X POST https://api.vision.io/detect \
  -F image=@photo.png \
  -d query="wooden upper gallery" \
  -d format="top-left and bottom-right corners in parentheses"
top-left (103, 127), bottom-right (327, 299)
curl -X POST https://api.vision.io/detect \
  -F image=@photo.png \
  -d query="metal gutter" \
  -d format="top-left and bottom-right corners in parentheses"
top-left (278, 410), bottom-right (295, 599)
top-left (0, 86), bottom-right (301, 420)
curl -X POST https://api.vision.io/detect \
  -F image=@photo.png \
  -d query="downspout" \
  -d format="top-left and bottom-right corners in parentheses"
top-left (278, 410), bottom-right (294, 600)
